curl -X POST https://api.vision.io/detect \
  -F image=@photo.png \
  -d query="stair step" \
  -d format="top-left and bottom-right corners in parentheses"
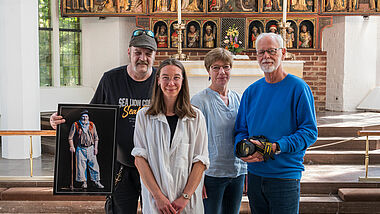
top-left (304, 150), bottom-right (380, 164)
top-left (299, 195), bottom-right (341, 214)
top-left (301, 181), bottom-right (380, 195)
top-left (311, 137), bottom-right (380, 151)
top-left (338, 188), bottom-right (380, 202)
top-left (318, 125), bottom-right (380, 137)
top-left (0, 187), bottom-right (105, 201)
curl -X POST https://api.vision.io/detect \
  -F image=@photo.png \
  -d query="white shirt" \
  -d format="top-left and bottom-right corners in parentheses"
top-left (132, 107), bottom-right (209, 214)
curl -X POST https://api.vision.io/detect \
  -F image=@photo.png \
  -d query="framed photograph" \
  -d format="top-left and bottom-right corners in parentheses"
top-left (54, 103), bottom-right (118, 195)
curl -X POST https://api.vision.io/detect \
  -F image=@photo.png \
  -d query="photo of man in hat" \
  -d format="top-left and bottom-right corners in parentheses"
top-left (68, 109), bottom-right (104, 189)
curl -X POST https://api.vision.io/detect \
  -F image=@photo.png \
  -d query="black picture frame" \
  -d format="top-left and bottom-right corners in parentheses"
top-left (54, 103), bottom-right (118, 195)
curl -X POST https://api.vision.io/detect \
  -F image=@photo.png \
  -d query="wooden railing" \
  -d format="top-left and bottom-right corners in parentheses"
top-left (357, 130), bottom-right (380, 182)
top-left (0, 130), bottom-right (56, 177)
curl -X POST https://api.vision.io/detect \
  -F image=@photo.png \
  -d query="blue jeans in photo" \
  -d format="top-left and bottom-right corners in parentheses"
top-left (247, 173), bottom-right (300, 214)
top-left (203, 174), bottom-right (245, 214)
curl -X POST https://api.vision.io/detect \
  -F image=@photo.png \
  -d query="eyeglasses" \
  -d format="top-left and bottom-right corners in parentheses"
top-left (210, 65), bottom-right (231, 72)
top-left (160, 76), bottom-right (183, 83)
top-left (132, 29), bottom-right (155, 38)
top-left (256, 48), bottom-right (282, 57)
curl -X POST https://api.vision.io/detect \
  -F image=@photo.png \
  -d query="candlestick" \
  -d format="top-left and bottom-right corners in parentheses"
top-left (178, 0), bottom-right (181, 24)
top-left (282, 0), bottom-right (287, 23)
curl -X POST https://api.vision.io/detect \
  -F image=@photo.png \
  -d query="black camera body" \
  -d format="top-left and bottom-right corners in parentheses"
top-left (235, 136), bottom-right (268, 158)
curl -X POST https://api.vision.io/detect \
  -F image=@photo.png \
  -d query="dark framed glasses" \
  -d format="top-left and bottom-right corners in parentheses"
top-left (132, 29), bottom-right (155, 38)
top-left (256, 48), bottom-right (281, 57)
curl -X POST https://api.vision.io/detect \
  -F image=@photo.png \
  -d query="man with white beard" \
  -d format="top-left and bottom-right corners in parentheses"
top-left (234, 33), bottom-right (318, 214)
top-left (68, 110), bottom-right (104, 189)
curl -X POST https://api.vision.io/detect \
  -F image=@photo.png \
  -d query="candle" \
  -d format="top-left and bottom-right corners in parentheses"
top-left (178, 0), bottom-right (181, 24)
top-left (282, 0), bottom-right (287, 23)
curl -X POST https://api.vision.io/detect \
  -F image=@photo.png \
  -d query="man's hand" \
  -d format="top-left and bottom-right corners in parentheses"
top-left (94, 147), bottom-right (98, 155)
top-left (154, 194), bottom-right (176, 214)
top-left (50, 112), bottom-right (66, 130)
top-left (69, 146), bottom-right (75, 153)
top-left (171, 196), bottom-right (190, 214)
top-left (239, 139), bottom-right (264, 163)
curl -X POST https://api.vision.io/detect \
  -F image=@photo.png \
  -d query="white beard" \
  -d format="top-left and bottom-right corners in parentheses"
top-left (260, 59), bottom-right (280, 73)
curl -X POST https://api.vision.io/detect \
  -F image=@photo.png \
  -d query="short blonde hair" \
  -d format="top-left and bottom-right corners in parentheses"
top-left (204, 48), bottom-right (234, 72)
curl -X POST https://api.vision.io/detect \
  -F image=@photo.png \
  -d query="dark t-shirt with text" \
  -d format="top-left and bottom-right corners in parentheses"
top-left (91, 65), bottom-right (156, 167)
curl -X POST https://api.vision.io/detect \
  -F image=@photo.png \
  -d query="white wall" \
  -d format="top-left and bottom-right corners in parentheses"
top-left (40, 17), bottom-right (136, 112)
top-left (323, 16), bottom-right (345, 111)
top-left (343, 16), bottom-right (377, 111)
top-left (323, 16), bottom-right (378, 112)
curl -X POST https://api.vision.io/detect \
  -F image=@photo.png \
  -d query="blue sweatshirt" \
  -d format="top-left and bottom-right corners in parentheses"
top-left (234, 74), bottom-right (318, 179)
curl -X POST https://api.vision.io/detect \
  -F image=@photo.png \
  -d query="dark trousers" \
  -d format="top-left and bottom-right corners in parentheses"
top-left (247, 173), bottom-right (300, 214)
top-left (112, 163), bottom-right (141, 214)
top-left (203, 174), bottom-right (245, 214)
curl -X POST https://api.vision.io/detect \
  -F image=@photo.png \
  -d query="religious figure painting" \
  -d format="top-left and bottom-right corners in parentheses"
top-left (54, 104), bottom-right (118, 195)
top-left (151, 0), bottom-right (205, 13)
top-left (248, 20), bottom-right (264, 49)
top-left (186, 21), bottom-right (201, 48)
top-left (154, 21), bottom-right (169, 48)
top-left (285, 20), bottom-right (297, 49)
top-left (62, 0), bottom-right (145, 16)
top-left (299, 20), bottom-right (313, 48)
top-left (208, 0), bottom-right (258, 12)
top-left (263, 0), bottom-right (283, 12)
top-left (203, 21), bottom-right (217, 48)
top-left (170, 21), bottom-right (185, 48)
top-left (265, 20), bottom-right (280, 34)
top-left (290, 0), bottom-right (314, 12)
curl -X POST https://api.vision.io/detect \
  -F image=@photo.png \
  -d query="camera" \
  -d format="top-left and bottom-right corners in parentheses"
top-left (235, 138), bottom-right (256, 158)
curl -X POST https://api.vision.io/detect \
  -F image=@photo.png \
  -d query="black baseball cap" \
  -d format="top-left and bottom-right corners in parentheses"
top-left (129, 29), bottom-right (157, 52)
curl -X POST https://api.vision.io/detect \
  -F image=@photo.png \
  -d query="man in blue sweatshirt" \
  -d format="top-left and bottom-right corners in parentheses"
top-left (234, 33), bottom-right (318, 214)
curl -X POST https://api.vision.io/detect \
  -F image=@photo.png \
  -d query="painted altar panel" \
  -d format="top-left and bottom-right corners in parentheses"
top-left (321, 0), bottom-right (380, 14)
top-left (150, 0), bottom-right (206, 13)
top-left (246, 17), bottom-right (316, 49)
top-left (151, 17), bottom-right (220, 50)
top-left (207, 0), bottom-right (259, 12)
top-left (61, 0), bottom-right (147, 16)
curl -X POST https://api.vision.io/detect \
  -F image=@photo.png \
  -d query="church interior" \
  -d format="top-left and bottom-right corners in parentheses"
top-left (0, 0), bottom-right (380, 213)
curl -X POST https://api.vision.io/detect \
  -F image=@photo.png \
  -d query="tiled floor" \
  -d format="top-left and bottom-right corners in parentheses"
top-left (1, 111), bottom-right (380, 181)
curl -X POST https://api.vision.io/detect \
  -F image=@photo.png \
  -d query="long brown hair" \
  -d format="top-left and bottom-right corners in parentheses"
top-left (146, 58), bottom-right (196, 118)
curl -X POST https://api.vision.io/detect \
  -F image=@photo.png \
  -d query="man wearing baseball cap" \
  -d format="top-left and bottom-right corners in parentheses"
top-left (51, 29), bottom-right (158, 213)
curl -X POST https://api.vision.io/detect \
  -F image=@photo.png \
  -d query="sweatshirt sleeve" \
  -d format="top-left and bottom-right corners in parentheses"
top-left (276, 84), bottom-right (318, 153)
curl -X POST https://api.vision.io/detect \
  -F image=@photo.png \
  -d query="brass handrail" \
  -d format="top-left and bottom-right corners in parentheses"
top-left (0, 130), bottom-right (56, 177)
top-left (357, 130), bottom-right (380, 182)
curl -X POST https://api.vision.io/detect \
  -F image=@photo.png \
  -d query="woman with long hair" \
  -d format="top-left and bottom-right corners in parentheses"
top-left (132, 58), bottom-right (209, 214)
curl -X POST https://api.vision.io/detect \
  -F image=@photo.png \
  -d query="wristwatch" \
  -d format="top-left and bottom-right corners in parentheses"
top-left (182, 193), bottom-right (191, 200)
top-left (274, 142), bottom-right (281, 155)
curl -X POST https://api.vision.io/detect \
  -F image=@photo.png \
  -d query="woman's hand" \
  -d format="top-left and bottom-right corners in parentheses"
top-left (202, 185), bottom-right (207, 199)
top-left (155, 194), bottom-right (176, 214)
top-left (171, 197), bottom-right (190, 214)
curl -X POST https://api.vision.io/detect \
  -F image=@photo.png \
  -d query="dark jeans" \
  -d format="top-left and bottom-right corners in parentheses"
top-left (247, 173), bottom-right (300, 214)
top-left (112, 163), bottom-right (141, 214)
top-left (203, 174), bottom-right (245, 214)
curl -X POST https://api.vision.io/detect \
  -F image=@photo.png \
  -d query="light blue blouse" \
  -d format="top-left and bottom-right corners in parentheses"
top-left (191, 88), bottom-right (247, 178)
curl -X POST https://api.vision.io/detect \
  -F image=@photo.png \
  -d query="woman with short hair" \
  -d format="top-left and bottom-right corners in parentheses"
top-left (191, 48), bottom-right (247, 214)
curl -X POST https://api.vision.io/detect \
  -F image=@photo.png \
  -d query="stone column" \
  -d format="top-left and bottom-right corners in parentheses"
top-left (0, 0), bottom-right (41, 158)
